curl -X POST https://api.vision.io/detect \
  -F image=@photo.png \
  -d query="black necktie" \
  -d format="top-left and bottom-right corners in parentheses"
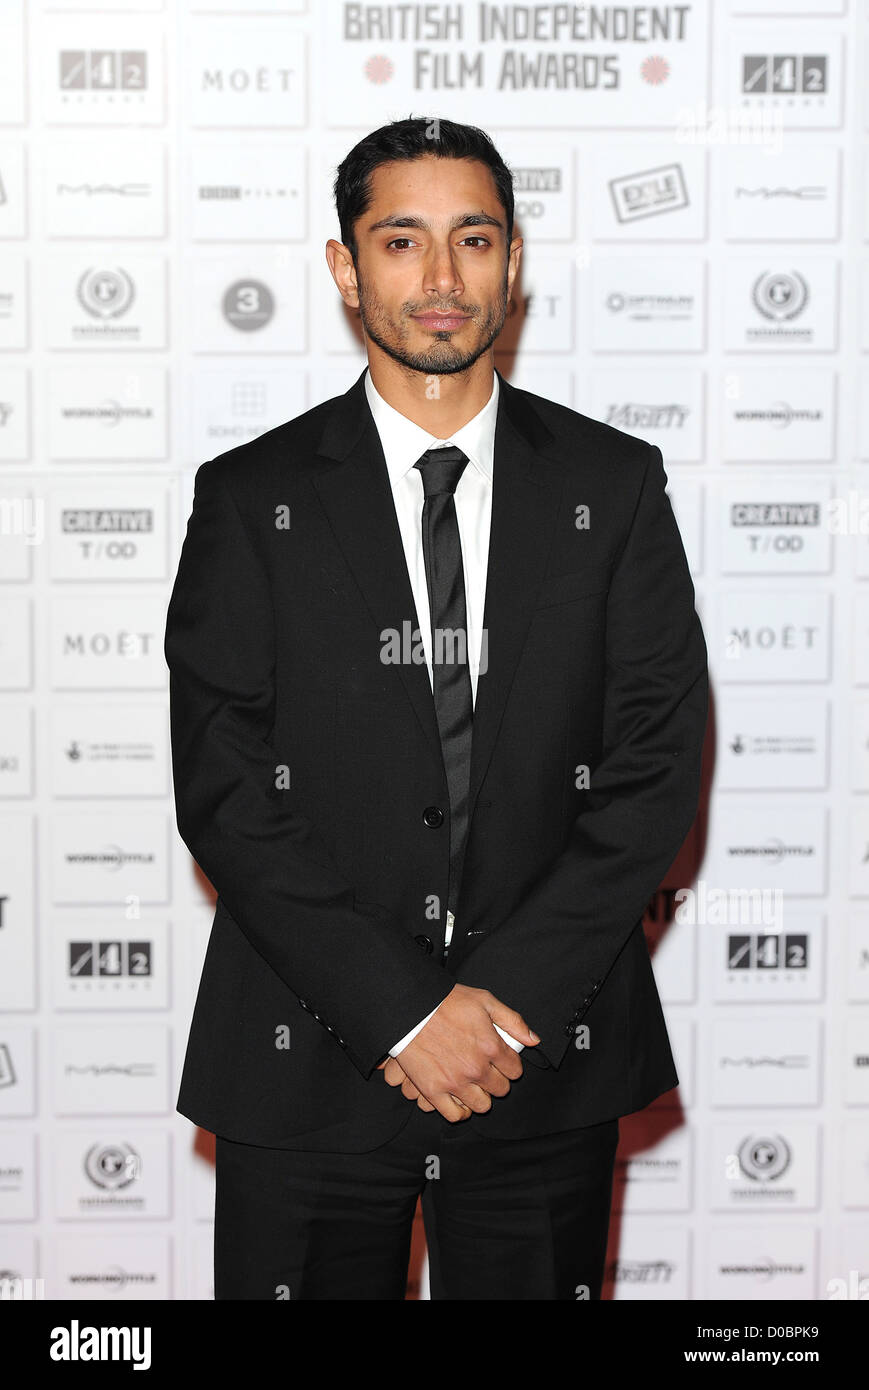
top-left (413, 444), bottom-right (474, 950)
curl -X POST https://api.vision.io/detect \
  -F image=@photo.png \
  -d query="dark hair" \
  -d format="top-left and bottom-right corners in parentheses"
top-left (333, 115), bottom-right (514, 264)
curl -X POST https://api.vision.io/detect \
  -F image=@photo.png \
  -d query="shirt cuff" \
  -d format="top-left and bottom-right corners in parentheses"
top-left (389, 1002), bottom-right (443, 1056)
top-left (389, 1007), bottom-right (525, 1057)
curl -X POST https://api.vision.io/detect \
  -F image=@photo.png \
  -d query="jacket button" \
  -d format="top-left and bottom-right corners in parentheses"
top-left (414, 934), bottom-right (434, 953)
top-left (564, 1023), bottom-right (574, 1037)
top-left (422, 806), bottom-right (444, 828)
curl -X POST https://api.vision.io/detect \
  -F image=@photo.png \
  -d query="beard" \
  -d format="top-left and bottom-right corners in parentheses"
top-left (354, 260), bottom-right (510, 376)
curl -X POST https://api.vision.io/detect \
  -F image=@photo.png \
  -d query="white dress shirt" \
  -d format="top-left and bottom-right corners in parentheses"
top-left (362, 366), bottom-right (524, 1060)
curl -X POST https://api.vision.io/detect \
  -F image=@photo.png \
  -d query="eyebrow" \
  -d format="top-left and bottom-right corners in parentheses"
top-left (366, 211), bottom-right (504, 235)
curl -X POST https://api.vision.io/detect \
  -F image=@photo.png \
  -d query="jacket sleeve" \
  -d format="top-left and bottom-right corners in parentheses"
top-left (454, 443), bottom-right (708, 1070)
top-left (164, 457), bottom-right (454, 1079)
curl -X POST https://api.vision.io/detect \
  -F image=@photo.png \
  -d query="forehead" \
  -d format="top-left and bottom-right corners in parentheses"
top-left (365, 155), bottom-right (500, 214)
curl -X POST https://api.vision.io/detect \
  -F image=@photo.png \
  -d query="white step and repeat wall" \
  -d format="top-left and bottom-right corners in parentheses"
top-left (0, 0), bottom-right (868, 1302)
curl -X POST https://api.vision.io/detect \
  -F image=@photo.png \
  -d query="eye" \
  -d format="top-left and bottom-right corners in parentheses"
top-left (386, 238), bottom-right (415, 250)
top-left (460, 236), bottom-right (491, 247)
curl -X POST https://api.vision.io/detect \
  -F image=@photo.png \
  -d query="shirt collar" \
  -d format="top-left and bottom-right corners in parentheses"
top-left (364, 365), bottom-right (498, 486)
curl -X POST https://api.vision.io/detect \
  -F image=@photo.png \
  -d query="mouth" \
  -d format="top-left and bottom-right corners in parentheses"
top-left (411, 312), bottom-right (471, 331)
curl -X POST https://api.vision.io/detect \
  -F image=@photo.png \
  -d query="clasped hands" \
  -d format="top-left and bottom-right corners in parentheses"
top-left (376, 983), bottom-right (540, 1123)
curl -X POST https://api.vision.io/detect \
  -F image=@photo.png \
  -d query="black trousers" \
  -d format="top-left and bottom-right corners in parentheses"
top-left (213, 1104), bottom-right (619, 1300)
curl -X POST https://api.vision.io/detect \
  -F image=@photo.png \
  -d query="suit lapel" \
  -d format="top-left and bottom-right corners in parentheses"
top-left (312, 366), bottom-right (564, 821)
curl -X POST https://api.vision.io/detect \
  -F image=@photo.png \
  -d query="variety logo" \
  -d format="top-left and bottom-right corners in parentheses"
top-left (605, 403), bottom-right (690, 429)
top-left (605, 1259), bottom-right (675, 1285)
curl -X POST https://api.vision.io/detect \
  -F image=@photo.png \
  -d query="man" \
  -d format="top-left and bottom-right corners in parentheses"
top-left (164, 116), bottom-right (708, 1301)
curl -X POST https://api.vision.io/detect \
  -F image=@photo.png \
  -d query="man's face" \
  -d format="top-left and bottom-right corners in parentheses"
top-left (348, 154), bottom-right (521, 376)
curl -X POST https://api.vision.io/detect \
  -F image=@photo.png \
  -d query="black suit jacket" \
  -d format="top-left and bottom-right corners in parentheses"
top-left (164, 366), bottom-right (708, 1151)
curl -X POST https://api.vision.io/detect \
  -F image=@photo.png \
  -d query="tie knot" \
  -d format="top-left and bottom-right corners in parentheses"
top-left (413, 444), bottom-right (470, 498)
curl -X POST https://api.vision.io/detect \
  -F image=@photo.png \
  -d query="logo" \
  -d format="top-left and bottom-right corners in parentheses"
top-left (84, 1142), bottom-right (140, 1191)
top-left (737, 1134), bottom-right (791, 1182)
top-left (609, 163), bottom-right (688, 223)
top-left (725, 838), bottom-right (815, 863)
top-left (605, 1258), bottom-right (674, 1284)
top-left (76, 268), bottom-right (135, 321)
top-left (752, 271), bottom-right (808, 322)
top-left (736, 186), bottom-right (826, 202)
top-left (67, 1063), bottom-right (155, 1078)
top-left (0, 1043), bottom-right (15, 1088)
top-left (730, 503), bottom-right (820, 527)
top-left (727, 934), bottom-right (808, 971)
top-left (742, 54), bottom-right (827, 97)
top-left (719, 1256), bottom-right (805, 1281)
top-left (68, 941), bottom-right (152, 979)
top-left (49, 1322), bottom-right (151, 1372)
top-left (58, 400), bottom-right (154, 427)
top-left (61, 509), bottom-right (153, 532)
top-left (731, 402), bottom-right (822, 428)
top-left (63, 843), bottom-right (155, 871)
top-left (67, 1266), bottom-right (157, 1294)
top-left (57, 182), bottom-right (150, 199)
top-left (606, 290), bottom-right (694, 319)
top-left (606, 403), bottom-right (690, 429)
top-left (222, 279), bottom-right (274, 332)
top-left (59, 51), bottom-right (148, 93)
top-left (512, 168), bottom-right (562, 193)
top-left (720, 1055), bottom-right (809, 1069)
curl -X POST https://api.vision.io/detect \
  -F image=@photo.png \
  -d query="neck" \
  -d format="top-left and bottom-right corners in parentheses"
top-left (365, 343), bottom-right (495, 436)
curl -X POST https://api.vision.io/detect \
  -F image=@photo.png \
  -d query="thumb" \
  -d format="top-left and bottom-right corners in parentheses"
top-left (486, 998), bottom-right (540, 1045)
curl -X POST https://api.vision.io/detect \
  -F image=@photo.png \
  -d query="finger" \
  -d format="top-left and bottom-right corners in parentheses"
top-left (434, 1093), bottom-right (473, 1123)
top-left (401, 1077), bottom-right (421, 1101)
top-left (482, 1065), bottom-right (511, 1098)
top-left (382, 1059), bottom-right (406, 1087)
top-left (415, 1095), bottom-right (436, 1112)
top-left (490, 1043), bottom-right (524, 1081)
top-left (486, 1000), bottom-right (540, 1047)
top-left (453, 1084), bottom-right (493, 1116)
